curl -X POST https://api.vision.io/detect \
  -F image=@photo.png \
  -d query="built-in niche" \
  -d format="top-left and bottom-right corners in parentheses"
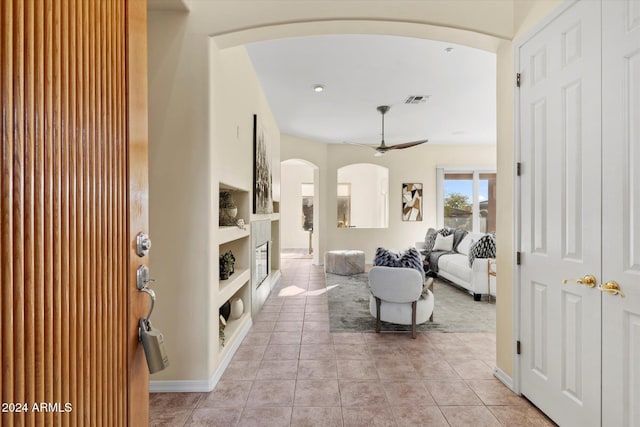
top-left (337, 163), bottom-right (389, 228)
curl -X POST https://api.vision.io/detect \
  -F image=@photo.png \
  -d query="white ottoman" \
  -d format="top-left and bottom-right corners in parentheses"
top-left (324, 250), bottom-right (365, 275)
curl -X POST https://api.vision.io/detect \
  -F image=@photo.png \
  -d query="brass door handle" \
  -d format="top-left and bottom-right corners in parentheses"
top-left (562, 275), bottom-right (597, 288)
top-left (599, 281), bottom-right (625, 298)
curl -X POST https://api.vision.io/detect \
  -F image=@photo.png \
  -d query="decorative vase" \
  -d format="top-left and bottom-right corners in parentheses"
top-left (219, 191), bottom-right (238, 226)
top-left (230, 298), bottom-right (244, 320)
top-left (219, 301), bottom-right (231, 322)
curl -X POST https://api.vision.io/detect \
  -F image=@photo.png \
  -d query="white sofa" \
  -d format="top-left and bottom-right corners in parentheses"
top-left (416, 232), bottom-right (496, 301)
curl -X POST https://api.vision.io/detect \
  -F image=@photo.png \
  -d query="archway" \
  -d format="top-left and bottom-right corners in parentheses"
top-left (208, 18), bottom-right (508, 378)
top-left (281, 159), bottom-right (321, 264)
top-left (148, 3), bottom-right (517, 395)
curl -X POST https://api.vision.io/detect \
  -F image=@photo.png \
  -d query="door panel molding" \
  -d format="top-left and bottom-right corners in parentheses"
top-left (0, 1), bottom-right (149, 425)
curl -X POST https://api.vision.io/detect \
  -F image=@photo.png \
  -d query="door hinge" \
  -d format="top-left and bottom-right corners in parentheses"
top-left (516, 162), bottom-right (522, 176)
top-left (516, 73), bottom-right (521, 88)
top-left (517, 340), bottom-right (521, 355)
top-left (516, 251), bottom-right (522, 265)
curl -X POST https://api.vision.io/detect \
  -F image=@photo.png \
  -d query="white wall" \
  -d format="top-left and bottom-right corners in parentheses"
top-left (148, 11), bottom-right (280, 383)
top-left (281, 138), bottom-right (497, 262)
top-left (148, 11), bottom-right (211, 382)
top-left (281, 163), bottom-right (314, 248)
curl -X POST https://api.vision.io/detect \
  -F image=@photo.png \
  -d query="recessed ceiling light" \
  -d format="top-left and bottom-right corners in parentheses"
top-left (313, 84), bottom-right (325, 92)
top-left (445, 47), bottom-right (454, 53)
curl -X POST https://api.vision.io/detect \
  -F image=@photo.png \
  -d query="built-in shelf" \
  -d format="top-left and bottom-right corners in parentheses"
top-left (270, 213), bottom-right (280, 221)
top-left (215, 181), bottom-right (252, 377)
top-left (218, 268), bottom-right (250, 306)
top-left (218, 225), bottom-right (250, 244)
top-left (219, 311), bottom-right (251, 355)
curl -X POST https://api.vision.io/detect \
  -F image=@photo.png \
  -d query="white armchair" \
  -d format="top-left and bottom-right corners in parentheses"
top-left (368, 266), bottom-right (435, 338)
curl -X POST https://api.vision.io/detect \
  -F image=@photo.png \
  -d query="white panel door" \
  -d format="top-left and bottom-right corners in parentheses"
top-left (518, 1), bottom-right (602, 425)
top-left (602, 1), bottom-right (640, 426)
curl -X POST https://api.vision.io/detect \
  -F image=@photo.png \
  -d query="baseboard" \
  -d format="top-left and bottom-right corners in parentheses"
top-left (149, 318), bottom-right (253, 393)
top-left (149, 378), bottom-right (215, 393)
top-left (494, 367), bottom-right (515, 392)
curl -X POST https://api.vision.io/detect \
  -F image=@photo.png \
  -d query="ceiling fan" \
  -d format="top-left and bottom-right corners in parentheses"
top-left (345, 105), bottom-right (429, 156)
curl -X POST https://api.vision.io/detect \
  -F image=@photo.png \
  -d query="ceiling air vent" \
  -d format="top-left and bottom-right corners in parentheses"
top-left (404, 95), bottom-right (430, 104)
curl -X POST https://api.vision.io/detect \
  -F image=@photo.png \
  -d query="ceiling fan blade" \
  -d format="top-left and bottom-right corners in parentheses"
top-left (384, 139), bottom-right (429, 150)
top-left (343, 141), bottom-right (378, 150)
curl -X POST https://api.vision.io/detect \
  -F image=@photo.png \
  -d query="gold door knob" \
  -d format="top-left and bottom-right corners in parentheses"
top-left (599, 281), bottom-right (625, 298)
top-left (562, 275), bottom-right (597, 288)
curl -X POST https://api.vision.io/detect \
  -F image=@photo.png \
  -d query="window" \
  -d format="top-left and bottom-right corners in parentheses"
top-left (437, 168), bottom-right (496, 233)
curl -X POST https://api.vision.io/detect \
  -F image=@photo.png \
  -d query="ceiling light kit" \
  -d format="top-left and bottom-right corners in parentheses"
top-left (344, 105), bottom-right (429, 156)
top-left (312, 84), bottom-right (325, 92)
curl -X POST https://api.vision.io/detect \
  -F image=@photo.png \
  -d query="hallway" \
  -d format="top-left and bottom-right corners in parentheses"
top-left (150, 258), bottom-right (553, 426)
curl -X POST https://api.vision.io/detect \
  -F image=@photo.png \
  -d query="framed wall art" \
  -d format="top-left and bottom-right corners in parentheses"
top-left (253, 114), bottom-right (273, 214)
top-left (402, 183), bottom-right (422, 221)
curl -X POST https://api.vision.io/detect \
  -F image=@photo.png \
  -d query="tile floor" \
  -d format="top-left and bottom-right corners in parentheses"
top-left (150, 258), bottom-right (555, 426)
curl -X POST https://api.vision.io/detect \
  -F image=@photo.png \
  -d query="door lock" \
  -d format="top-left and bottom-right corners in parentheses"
top-left (136, 232), bottom-right (152, 257)
top-left (136, 265), bottom-right (155, 290)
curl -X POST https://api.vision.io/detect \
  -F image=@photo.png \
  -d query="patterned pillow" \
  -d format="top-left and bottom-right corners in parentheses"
top-left (424, 228), bottom-right (453, 252)
top-left (373, 247), bottom-right (400, 267)
top-left (468, 233), bottom-right (496, 266)
top-left (424, 228), bottom-right (437, 246)
top-left (399, 247), bottom-right (424, 276)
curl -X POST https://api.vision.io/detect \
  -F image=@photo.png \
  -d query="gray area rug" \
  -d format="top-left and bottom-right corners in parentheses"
top-left (325, 272), bottom-right (495, 333)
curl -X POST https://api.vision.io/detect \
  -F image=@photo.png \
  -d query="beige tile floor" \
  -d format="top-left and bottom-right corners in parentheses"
top-left (150, 258), bottom-right (555, 427)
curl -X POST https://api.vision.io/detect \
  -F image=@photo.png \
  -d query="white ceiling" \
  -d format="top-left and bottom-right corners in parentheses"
top-left (246, 34), bottom-right (496, 146)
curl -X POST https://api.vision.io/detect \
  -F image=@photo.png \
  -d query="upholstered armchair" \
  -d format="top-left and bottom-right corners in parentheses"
top-left (368, 266), bottom-right (435, 338)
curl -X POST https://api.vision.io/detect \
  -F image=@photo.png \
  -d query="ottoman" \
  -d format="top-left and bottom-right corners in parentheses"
top-left (324, 250), bottom-right (365, 275)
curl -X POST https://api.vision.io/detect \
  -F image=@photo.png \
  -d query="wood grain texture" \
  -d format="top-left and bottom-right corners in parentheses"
top-left (0, 1), bottom-right (148, 425)
top-left (127, 1), bottom-right (150, 425)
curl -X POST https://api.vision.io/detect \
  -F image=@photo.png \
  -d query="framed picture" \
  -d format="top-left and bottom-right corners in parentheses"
top-left (402, 183), bottom-right (422, 221)
top-left (253, 114), bottom-right (273, 214)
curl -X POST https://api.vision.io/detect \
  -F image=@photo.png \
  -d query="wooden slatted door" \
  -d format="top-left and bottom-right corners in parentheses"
top-left (0, 0), bottom-right (149, 425)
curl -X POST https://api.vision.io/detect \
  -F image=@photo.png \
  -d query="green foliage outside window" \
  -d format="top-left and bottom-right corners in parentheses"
top-left (444, 192), bottom-right (472, 231)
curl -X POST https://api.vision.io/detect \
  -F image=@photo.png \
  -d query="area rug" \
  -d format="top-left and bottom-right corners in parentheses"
top-left (325, 272), bottom-right (496, 333)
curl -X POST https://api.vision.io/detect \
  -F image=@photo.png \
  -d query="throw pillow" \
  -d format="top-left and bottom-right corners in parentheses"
top-left (468, 233), bottom-right (496, 266)
top-left (424, 228), bottom-right (452, 252)
top-left (456, 235), bottom-right (475, 256)
top-left (452, 229), bottom-right (468, 250)
top-left (399, 247), bottom-right (424, 276)
top-left (424, 228), bottom-right (437, 246)
top-left (433, 233), bottom-right (454, 251)
top-left (373, 247), bottom-right (400, 267)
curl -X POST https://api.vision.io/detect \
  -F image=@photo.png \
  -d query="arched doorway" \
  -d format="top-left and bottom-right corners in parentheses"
top-left (281, 159), bottom-right (321, 264)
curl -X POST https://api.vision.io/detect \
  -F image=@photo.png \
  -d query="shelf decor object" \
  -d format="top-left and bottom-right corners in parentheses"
top-left (219, 191), bottom-right (238, 226)
top-left (230, 298), bottom-right (244, 320)
top-left (219, 250), bottom-right (236, 280)
top-left (219, 315), bottom-right (226, 348)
